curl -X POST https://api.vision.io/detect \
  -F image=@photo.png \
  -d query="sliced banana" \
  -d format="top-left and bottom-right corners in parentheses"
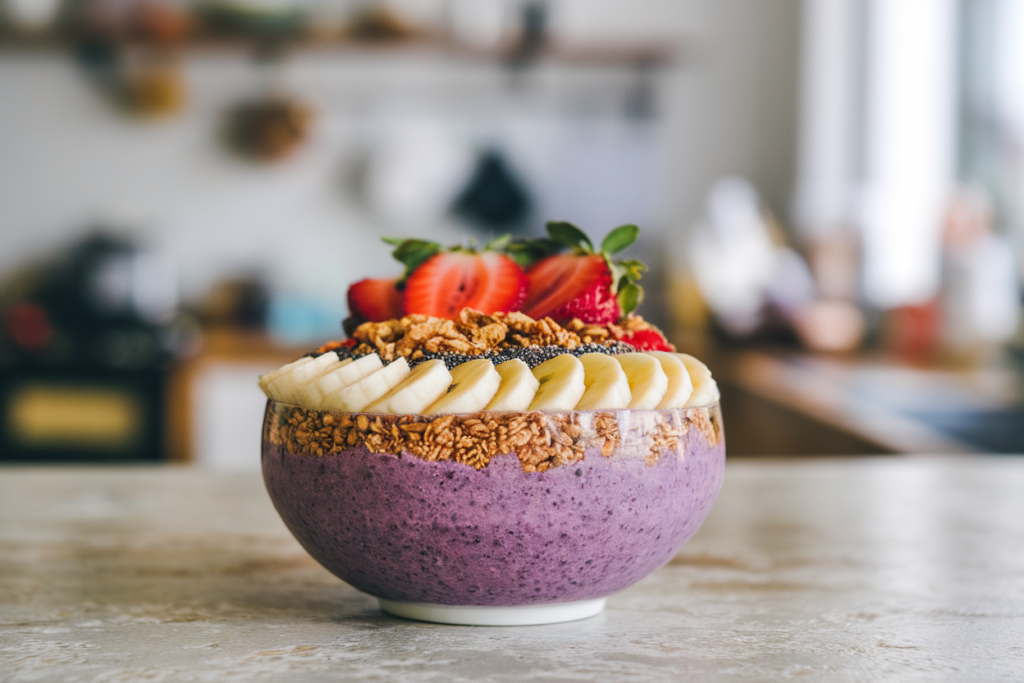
top-left (320, 357), bottom-right (410, 412)
top-left (529, 354), bottom-right (586, 411)
top-left (309, 353), bottom-right (383, 403)
top-left (259, 356), bottom-right (313, 397)
top-left (366, 359), bottom-right (452, 415)
top-left (486, 359), bottom-right (539, 411)
top-left (646, 351), bottom-right (694, 409)
top-left (678, 353), bottom-right (720, 407)
top-left (575, 353), bottom-right (632, 410)
top-left (616, 353), bottom-right (668, 409)
top-left (261, 347), bottom-right (718, 413)
top-left (266, 352), bottom-right (340, 404)
top-left (425, 359), bottom-right (500, 415)
top-left (290, 358), bottom-right (353, 408)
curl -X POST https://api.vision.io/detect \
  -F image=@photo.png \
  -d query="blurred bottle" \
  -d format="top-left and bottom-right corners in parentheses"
top-left (3, 0), bottom-right (61, 33)
top-left (940, 186), bottom-right (1021, 360)
top-left (794, 230), bottom-right (866, 353)
top-left (688, 178), bottom-right (817, 340)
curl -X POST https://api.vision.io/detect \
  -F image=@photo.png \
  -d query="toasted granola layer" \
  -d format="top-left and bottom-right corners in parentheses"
top-left (263, 402), bottom-right (723, 472)
top-left (318, 309), bottom-right (668, 364)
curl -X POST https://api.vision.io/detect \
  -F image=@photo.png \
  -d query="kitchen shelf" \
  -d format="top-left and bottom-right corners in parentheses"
top-left (0, 29), bottom-right (676, 70)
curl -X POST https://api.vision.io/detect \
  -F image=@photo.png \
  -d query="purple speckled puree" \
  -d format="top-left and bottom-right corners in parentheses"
top-left (262, 419), bottom-right (724, 606)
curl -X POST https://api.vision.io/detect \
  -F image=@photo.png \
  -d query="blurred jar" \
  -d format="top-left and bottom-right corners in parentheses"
top-left (3, 0), bottom-right (61, 33)
top-left (940, 187), bottom-right (1021, 359)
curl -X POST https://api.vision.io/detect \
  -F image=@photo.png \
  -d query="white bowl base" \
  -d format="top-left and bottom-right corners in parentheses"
top-left (378, 597), bottom-right (607, 626)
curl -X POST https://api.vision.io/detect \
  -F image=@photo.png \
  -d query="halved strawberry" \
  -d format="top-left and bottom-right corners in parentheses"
top-left (621, 328), bottom-right (674, 352)
top-left (464, 252), bottom-right (530, 314)
top-left (347, 277), bottom-right (404, 322)
top-left (517, 222), bottom-right (646, 325)
top-left (403, 252), bottom-right (527, 319)
top-left (522, 254), bottom-right (620, 325)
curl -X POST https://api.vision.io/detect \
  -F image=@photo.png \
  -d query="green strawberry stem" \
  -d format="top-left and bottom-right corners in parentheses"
top-left (382, 238), bottom-right (441, 284)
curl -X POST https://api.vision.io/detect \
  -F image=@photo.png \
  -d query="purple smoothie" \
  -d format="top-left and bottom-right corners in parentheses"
top-left (262, 409), bottom-right (725, 606)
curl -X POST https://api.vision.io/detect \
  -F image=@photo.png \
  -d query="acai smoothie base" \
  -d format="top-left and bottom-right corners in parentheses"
top-left (262, 404), bottom-right (725, 609)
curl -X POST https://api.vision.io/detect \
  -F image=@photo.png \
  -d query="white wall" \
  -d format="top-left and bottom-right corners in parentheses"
top-left (860, 0), bottom-right (957, 308)
top-left (664, 0), bottom-right (802, 252)
top-left (0, 0), bottom-right (802, 332)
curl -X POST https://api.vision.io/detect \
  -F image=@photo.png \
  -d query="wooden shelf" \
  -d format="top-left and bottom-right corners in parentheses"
top-left (0, 29), bottom-right (676, 69)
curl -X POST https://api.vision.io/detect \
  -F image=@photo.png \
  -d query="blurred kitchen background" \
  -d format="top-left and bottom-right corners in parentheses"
top-left (1, 0), bottom-right (1023, 469)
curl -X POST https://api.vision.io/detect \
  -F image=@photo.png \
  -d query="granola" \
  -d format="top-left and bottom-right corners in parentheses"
top-left (319, 309), bottom-right (662, 364)
top-left (264, 403), bottom-right (722, 472)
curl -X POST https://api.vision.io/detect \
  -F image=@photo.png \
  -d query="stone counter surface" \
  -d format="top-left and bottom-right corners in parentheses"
top-left (1, 457), bottom-right (1023, 682)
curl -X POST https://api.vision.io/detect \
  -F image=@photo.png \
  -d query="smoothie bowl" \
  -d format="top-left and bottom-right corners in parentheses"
top-left (262, 403), bottom-right (724, 625)
top-left (258, 222), bottom-right (725, 624)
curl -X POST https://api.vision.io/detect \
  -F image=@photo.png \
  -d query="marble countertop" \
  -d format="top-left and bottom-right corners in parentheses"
top-left (2, 456), bottom-right (1023, 682)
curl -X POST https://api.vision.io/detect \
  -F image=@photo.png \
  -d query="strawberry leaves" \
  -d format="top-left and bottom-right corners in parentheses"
top-left (616, 281), bottom-right (644, 316)
top-left (600, 224), bottom-right (639, 254)
top-left (546, 221), bottom-right (594, 253)
top-left (383, 238), bottom-right (441, 283)
top-left (542, 221), bottom-right (638, 256)
top-left (506, 237), bottom-right (562, 267)
top-left (484, 234), bottom-right (513, 252)
top-left (610, 258), bottom-right (646, 316)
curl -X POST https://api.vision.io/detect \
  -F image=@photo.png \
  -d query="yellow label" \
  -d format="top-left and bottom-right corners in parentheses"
top-left (8, 385), bottom-right (141, 450)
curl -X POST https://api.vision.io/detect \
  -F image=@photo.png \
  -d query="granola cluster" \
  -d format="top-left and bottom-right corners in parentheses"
top-left (319, 308), bottom-right (661, 363)
top-left (264, 403), bottom-right (723, 472)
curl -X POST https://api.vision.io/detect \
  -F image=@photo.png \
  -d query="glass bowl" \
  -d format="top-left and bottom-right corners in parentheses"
top-left (261, 402), bottom-right (725, 625)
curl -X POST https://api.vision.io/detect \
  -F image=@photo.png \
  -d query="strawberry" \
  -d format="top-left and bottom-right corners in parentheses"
top-left (403, 251), bottom-right (527, 319)
top-left (521, 253), bottom-right (620, 324)
top-left (516, 222), bottom-right (646, 325)
top-left (317, 338), bottom-right (357, 355)
top-left (347, 277), bottom-right (404, 322)
top-left (463, 252), bottom-right (530, 313)
top-left (621, 329), bottom-right (674, 352)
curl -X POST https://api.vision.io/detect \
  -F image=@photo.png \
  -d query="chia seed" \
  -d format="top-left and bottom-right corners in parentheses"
top-left (316, 341), bottom-right (638, 370)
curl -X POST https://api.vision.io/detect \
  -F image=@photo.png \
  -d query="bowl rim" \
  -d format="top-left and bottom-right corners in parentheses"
top-left (261, 398), bottom-right (722, 417)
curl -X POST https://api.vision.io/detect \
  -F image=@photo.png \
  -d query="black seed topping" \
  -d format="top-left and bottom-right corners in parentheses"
top-left (320, 341), bottom-right (638, 369)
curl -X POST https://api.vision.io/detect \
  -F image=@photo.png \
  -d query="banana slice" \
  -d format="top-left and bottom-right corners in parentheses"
top-left (308, 353), bottom-right (383, 404)
top-left (289, 358), bottom-right (353, 408)
top-left (266, 352), bottom-right (340, 404)
top-left (616, 353), bottom-right (669, 409)
top-left (529, 354), bottom-right (586, 411)
top-left (425, 359), bottom-right (501, 415)
top-left (258, 356), bottom-right (313, 397)
top-left (678, 354), bottom-right (720, 407)
top-left (575, 353), bottom-right (632, 410)
top-left (486, 359), bottom-right (539, 411)
top-left (320, 358), bottom-right (410, 412)
top-left (366, 359), bottom-right (452, 415)
top-left (646, 351), bottom-right (694, 409)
